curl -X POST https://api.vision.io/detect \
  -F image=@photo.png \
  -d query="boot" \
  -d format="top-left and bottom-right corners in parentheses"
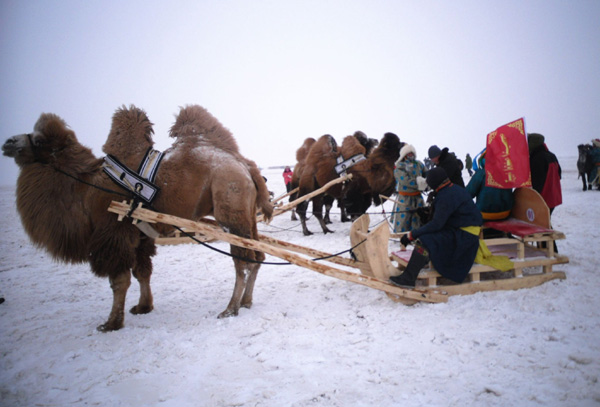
top-left (390, 244), bottom-right (429, 288)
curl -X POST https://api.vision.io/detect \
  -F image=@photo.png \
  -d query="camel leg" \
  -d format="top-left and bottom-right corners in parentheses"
top-left (323, 195), bottom-right (334, 224)
top-left (98, 271), bottom-right (132, 332)
top-left (218, 248), bottom-right (252, 318)
top-left (296, 201), bottom-right (313, 236)
top-left (312, 195), bottom-right (334, 234)
top-left (240, 261), bottom-right (261, 309)
top-left (130, 237), bottom-right (155, 315)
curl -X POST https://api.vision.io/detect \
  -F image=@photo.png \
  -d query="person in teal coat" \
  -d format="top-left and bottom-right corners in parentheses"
top-left (466, 154), bottom-right (514, 221)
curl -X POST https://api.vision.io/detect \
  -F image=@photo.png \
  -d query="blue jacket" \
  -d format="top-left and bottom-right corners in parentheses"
top-left (412, 183), bottom-right (482, 283)
top-left (466, 164), bottom-right (514, 220)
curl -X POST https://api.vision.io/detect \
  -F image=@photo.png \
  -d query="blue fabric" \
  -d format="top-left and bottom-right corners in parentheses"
top-left (411, 184), bottom-right (482, 282)
top-left (466, 163), bottom-right (514, 219)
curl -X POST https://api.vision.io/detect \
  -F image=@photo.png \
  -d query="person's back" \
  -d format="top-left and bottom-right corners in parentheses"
top-left (466, 159), bottom-right (514, 220)
top-left (528, 133), bottom-right (562, 210)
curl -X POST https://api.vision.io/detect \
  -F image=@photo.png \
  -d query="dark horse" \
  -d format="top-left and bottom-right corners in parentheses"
top-left (577, 144), bottom-right (592, 191)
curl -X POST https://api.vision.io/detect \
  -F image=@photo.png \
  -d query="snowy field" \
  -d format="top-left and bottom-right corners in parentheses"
top-left (0, 159), bottom-right (598, 407)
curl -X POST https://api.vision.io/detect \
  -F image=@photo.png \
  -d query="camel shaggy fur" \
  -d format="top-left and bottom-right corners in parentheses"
top-left (341, 132), bottom-right (403, 217)
top-left (2, 105), bottom-right (273, 331)
top-left (294, 134), bottom-right (367, 235)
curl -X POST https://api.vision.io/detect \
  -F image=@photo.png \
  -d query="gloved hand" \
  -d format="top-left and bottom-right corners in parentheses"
top-left (416, 176), bottom-right (428, 191)
top-left (400, 233), bottom-right (413, 247)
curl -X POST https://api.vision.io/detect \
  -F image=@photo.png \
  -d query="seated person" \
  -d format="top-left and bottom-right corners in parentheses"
top-left (466, 153), bottom-right (514, 220)
top-left (390, 167), bottom-right (483, 287)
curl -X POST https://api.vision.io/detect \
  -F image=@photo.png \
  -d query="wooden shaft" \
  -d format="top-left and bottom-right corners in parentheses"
top-left (108, 201), bottom-right (446, 303)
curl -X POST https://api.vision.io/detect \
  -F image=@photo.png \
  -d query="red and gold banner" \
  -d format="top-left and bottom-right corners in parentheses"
top-left (485, 118), bottom-right (531, 188)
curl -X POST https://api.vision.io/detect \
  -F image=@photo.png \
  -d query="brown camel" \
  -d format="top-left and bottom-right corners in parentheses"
top-left (295, 134), bottom-right (367, 235)
top-left (2, 105), bottom-right (273, 331)
top-left (289, 137), bottom-right (316, 221)
top-left (340, 132), bottom-right (403, 218)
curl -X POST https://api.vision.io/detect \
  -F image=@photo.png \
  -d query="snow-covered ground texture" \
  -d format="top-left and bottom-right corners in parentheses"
top-left (0, 161), bottom-right (598, 407)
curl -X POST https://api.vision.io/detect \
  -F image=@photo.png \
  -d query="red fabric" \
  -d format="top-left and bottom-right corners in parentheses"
top-left (484, 219), bottom-right (553, 237)
top-left (485, 118), bottom-right (531, 189)
top-left (540, 161), bottom-right (562, 208)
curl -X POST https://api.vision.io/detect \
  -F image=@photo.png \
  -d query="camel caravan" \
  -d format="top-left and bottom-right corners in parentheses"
top-left (2, 105), bottom-right (569, 331)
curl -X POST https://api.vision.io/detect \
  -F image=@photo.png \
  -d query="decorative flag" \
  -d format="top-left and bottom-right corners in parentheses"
top-left (485, 118), bottom-right (531, 189)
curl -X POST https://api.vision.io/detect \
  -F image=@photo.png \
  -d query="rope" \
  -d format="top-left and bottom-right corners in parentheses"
top-left (170, 224), bottom-right (367, 266)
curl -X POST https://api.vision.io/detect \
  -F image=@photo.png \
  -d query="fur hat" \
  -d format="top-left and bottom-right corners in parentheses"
top-left (592, 138), bottom-right (600, 148)
top-left (399, 144), bottom-right (417, 161)
top-left (428, 145), bottom-right (442, 159)
top-left (426, 167), bottom-right (449, 190)
top-left (527, 133), bottom-right (545, 152)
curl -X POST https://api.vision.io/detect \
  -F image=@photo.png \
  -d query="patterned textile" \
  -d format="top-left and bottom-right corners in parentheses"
top-left (391, 158), bottom-right (426, 233)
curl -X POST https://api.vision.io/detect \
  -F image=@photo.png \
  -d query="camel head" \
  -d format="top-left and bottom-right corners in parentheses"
top-left (3, 113), bottom-right (79, 167)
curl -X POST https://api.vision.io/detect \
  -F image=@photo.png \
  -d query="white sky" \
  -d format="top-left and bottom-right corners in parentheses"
top-left (1, 0), bottom-right (599, 185)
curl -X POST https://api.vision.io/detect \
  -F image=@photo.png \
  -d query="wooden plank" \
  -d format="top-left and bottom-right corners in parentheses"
top-left (108, 201), bottom-right (447, 304)
top-left (257, 174), bottom-right (352, 222)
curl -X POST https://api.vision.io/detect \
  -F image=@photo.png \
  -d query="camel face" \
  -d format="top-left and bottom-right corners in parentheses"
top-left (2, 133), bottom-right (38, 165)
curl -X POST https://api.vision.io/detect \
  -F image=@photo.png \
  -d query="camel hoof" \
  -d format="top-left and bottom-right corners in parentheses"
top-left (130, 304), bottom-right (153, 315)
top-left (97, 321), bottom-right (123, 332)
top-left (241, 302), bottom-right (252, 309)
top-left (217, 309), bottom-right (238, 319)
top-left (303, 230), bottom-right (313, 236)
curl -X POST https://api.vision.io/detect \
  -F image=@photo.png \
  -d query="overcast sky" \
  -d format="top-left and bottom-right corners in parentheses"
top-left (1, 0), bottom-right (599, 186)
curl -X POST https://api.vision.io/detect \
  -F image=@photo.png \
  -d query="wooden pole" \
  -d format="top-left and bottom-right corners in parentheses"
top-left (257, 174), bottom-right (353, 222)
top-left (108, 201), bottom-right (446, 303)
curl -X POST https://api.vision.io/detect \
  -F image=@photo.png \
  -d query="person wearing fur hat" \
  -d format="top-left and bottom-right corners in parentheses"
top-left (390, 167), bottom-right (483, 287)
top-left (391, 144), bottom-right (427, 233)
top-left (428, 145), bottom-right (465, 187)
top-left (587, 138), bottom-right (600, 190)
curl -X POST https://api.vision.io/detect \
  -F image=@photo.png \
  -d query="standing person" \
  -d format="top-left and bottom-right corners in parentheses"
top-left (428, 145), bottom-right (465, 187)
top-left (391, 144), bottom-right (427, 233)
top-left (390, 167), bottom-right (483, 287)
top-left (527, 133), bottom-right (562, 214)
top-left (282, 166), bottom-right (293, 193)
top-left (587, 138), bottom-right (600, 190)
top-left (465, 153), bottom-right (473, 177)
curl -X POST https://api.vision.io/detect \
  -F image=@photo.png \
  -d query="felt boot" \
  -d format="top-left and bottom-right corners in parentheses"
top-left (390, 244), bottom-right (429, 288)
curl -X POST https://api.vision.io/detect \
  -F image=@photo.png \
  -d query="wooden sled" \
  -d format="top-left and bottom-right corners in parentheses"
top-left (108, 200), bottom-right (448, 305)
top-left (389, 187), bottom-right (568, 296)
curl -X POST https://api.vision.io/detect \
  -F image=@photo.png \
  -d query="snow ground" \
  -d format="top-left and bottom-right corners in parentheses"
top-left (0, 160), bottom-right (598, 407)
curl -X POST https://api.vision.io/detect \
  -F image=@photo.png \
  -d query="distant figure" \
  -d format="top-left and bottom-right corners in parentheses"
top-left (577, 144), bottom-right (592, 191)
top-left (391, 144), bottom-right (427, 233)
top-left (465, 153), bottom-right (473, 177)
top-left (282, 166), bottom-right (293, 193)
top-left (588, 139), bottom-right (600, 191)
top-left (528, 133), bottom-right (562, 213)
top-left (428, 145), bottom-right (465, 187)
top-left (423, 157), bottom-right (433, 170)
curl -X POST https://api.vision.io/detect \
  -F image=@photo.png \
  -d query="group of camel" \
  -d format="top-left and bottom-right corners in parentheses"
top-left (289, 131), bottom-right (403, 235)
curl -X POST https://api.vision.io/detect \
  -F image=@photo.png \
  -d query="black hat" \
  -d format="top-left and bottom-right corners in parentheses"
top-left (428, 145), bottom-right (442, 159)
top-left (426, 167), bottom-right (448, 190)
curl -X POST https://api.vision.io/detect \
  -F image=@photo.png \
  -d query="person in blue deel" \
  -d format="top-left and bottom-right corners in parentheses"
top-left (390, 167), bottom-right (483, 287)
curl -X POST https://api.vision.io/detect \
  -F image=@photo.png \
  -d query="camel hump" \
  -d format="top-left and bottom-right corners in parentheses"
top-left (103, 105), bottom-right (155, 158)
